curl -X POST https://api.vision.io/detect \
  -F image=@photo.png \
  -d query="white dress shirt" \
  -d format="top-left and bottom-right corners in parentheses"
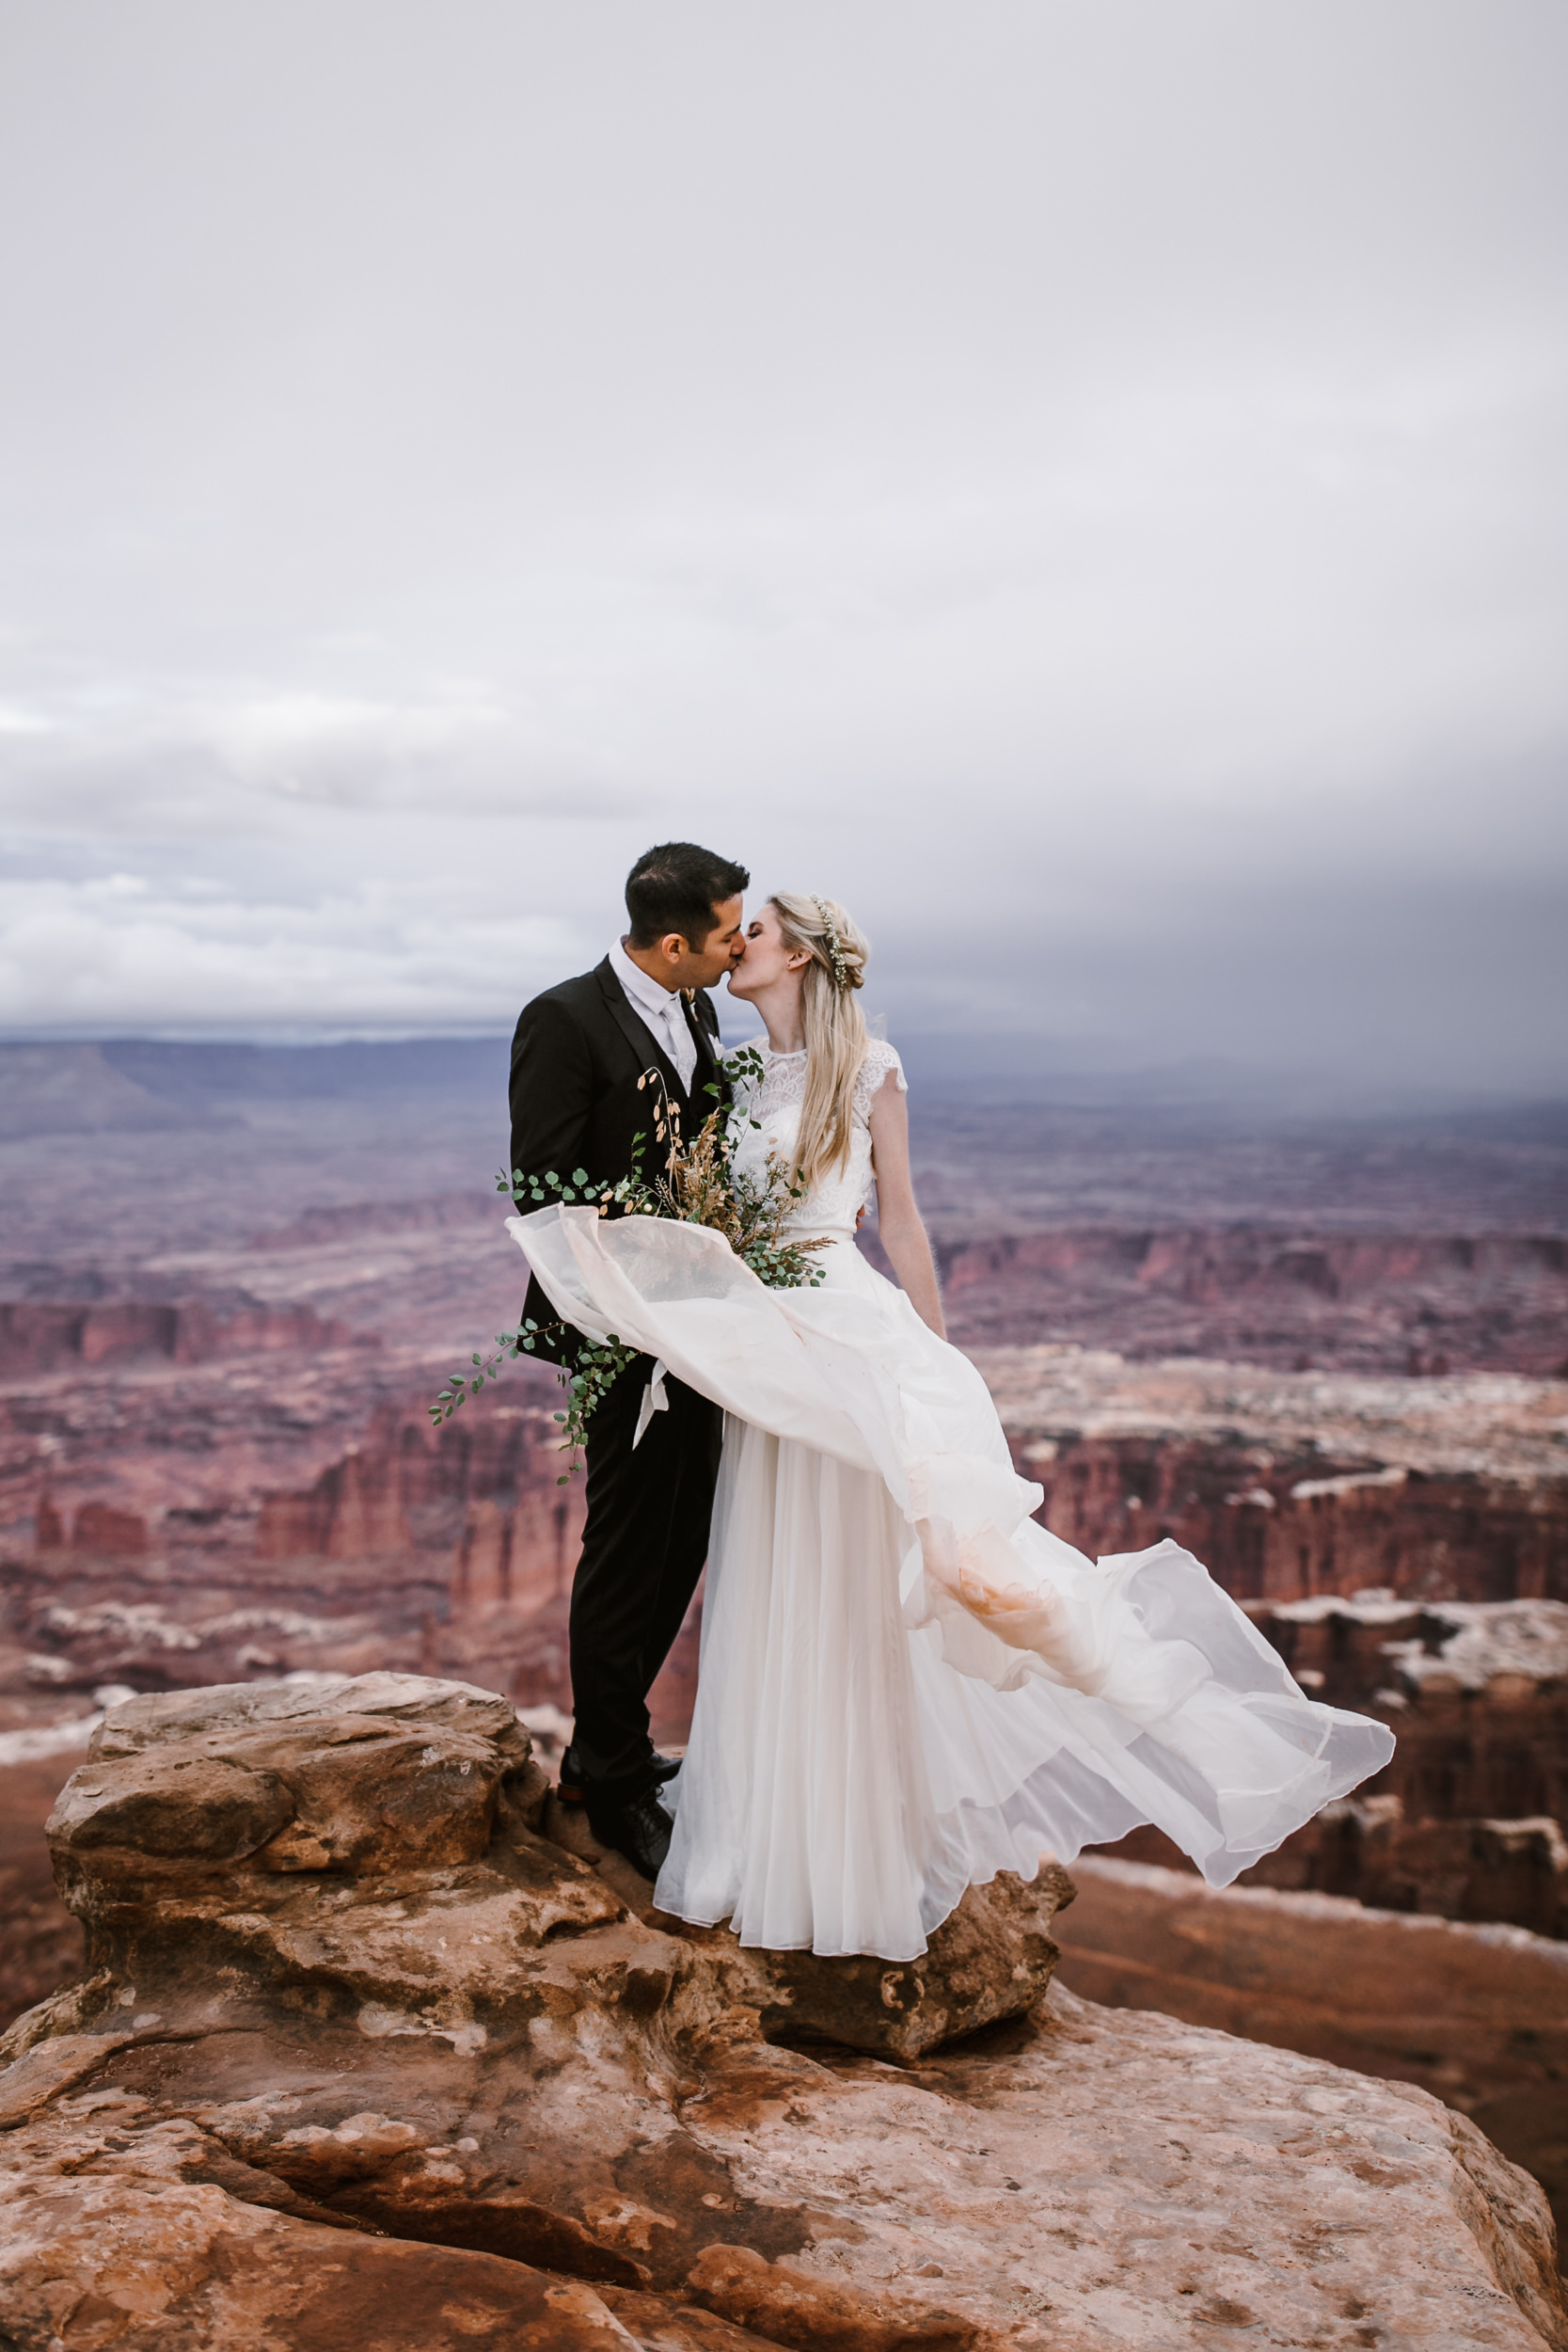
top-left (608, 936), bottom-right (698, 1091)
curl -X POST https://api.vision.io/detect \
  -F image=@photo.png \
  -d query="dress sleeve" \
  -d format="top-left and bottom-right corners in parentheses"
top-left (852, 1040), bottom-right (908, 1125)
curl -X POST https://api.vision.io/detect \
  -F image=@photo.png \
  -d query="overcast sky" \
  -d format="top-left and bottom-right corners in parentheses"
top-left (1, 2), bottom-right (1564, 1095)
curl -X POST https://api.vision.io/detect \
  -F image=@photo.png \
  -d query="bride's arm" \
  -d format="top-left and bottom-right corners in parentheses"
top-left (865, 1073), bottom-right (945, 1339)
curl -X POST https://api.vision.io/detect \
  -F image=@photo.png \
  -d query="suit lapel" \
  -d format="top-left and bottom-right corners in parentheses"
top-left (683, 992), bottom-right (725, 1112)
top-left (594, 959), bottom-right (684, 1100)
top-left (690, 986), bottom-right (721, 1043)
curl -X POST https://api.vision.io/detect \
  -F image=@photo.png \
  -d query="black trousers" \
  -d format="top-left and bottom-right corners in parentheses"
top-left (568, 1353), bottom-right (722, 1798)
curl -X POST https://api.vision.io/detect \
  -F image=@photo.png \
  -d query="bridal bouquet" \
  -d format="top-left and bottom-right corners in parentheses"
top-left (430, 1048), bottom-right (827, 1471)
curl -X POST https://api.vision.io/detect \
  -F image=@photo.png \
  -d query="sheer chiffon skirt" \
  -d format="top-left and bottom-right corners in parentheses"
top-left (507, 1203), bottom-right (1396, 1962)
top-left (660, 1419), bottom-right (944, 1959)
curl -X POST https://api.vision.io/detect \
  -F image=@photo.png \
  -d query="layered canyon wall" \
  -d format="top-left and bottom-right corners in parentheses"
top-left (941, 1225), bottom-right (1568, 1375)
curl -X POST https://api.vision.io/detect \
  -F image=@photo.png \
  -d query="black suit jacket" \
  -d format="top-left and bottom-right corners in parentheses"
top-left (507, 958), bottom-right (724, 1354)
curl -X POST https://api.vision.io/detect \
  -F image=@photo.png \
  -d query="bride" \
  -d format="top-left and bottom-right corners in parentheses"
top-left (509, 891), bottom-right (1394, 1962)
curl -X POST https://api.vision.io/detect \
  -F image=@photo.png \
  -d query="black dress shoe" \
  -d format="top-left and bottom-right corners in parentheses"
top-left (559, 1745), bottom-right (680, 1805)
top-left (587, 1786), bottom-right (674, 1880)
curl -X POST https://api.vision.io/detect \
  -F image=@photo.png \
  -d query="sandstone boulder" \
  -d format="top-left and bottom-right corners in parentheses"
top-left (730, 1867), bottom-right (1074, 2058)
top-left (2, 1673), bottom-right (1563, 2352)
top-left (545, 1785), bottom-right (1072, 2059)
top-left (84, 1671), bottom-right (531, 1758)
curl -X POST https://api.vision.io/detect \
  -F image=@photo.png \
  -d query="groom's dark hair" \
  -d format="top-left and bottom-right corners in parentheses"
top-left (626, 842), bottom-right (750, 948)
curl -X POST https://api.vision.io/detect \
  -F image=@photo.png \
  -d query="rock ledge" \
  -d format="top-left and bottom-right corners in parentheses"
top-left (2, 1673), bottom-right (1563, 2352)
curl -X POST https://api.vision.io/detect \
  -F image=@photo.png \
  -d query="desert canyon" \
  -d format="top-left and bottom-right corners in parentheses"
top-left (2, 1037), bottom-right (1566, 2347)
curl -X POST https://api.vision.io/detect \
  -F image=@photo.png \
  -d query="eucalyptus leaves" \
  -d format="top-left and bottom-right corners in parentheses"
top-left (430, 1051), bottom-right (827, 1476)
top-left (428, 1152), bottom-right (641, 1472)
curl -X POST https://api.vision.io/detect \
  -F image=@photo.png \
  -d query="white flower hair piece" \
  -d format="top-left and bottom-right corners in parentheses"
top-left (809, 896), bottom-right (851, 991)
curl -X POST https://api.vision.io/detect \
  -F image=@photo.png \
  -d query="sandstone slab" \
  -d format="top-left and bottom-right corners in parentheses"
top-left (0, 2101), bottom-right (640, 2350)
top-left (1053, 1851), bottom-right (1568, 2257)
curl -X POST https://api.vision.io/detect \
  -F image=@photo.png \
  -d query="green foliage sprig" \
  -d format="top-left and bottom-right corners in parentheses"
top-left (428, 1152), bottom-right (644, 1477)
top-left (429, 1305), bottom-right (638, 1484)
top-left (431, 1050), bottom-right (827, 1473)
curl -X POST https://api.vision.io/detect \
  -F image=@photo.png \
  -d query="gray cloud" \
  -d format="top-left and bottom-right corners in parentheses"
top-left (1, 1), bottom-right (1564, 1091)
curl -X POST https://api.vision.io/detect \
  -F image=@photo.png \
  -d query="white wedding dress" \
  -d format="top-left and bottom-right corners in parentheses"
top-left (508, 1040), bottom-right (1394, 1962)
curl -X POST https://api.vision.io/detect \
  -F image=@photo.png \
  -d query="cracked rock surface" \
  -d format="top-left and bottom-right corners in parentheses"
top-left (1, 1673), bottom-right (1563, 2351)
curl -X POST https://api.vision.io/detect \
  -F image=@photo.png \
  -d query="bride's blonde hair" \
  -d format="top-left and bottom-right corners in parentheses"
top-left (769, 891), bottom-right (870, 1189)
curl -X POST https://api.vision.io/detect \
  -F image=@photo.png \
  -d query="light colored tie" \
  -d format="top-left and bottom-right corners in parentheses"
top-left (664, 994), bottom-right (693, 1088)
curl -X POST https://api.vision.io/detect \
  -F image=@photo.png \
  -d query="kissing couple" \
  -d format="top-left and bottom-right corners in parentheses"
top-left (506, 841), bottom-right (1391, 1963)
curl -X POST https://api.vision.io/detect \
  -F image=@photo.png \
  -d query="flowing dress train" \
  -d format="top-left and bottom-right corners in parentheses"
top-left (509, 1041), bottom-right (1394, 1962)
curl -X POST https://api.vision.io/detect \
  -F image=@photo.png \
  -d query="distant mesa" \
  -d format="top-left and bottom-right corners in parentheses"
top-left (0, 1035), bottom-right (509, 1141)
top-left (0, 1045), bottom-right (221, 1140)
top-left (32, 1498), bottom-right (148, 1556)
top-left (937, 1225), bottom-right (1568, 1378)
top-left (249, 1192), bottom-right (497, 1250)
top-left (65, 1502), bottom-right (148, 1558)
top-left (0, 1299), bottom-right (357, 1376)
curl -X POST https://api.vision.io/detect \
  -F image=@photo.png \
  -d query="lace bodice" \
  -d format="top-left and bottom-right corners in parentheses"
top-left (727, 1038), bottom-right (907, 1239)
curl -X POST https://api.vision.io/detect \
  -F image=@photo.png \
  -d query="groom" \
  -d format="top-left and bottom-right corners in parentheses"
top-left (508, 841), bottom-right (749, 1876)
